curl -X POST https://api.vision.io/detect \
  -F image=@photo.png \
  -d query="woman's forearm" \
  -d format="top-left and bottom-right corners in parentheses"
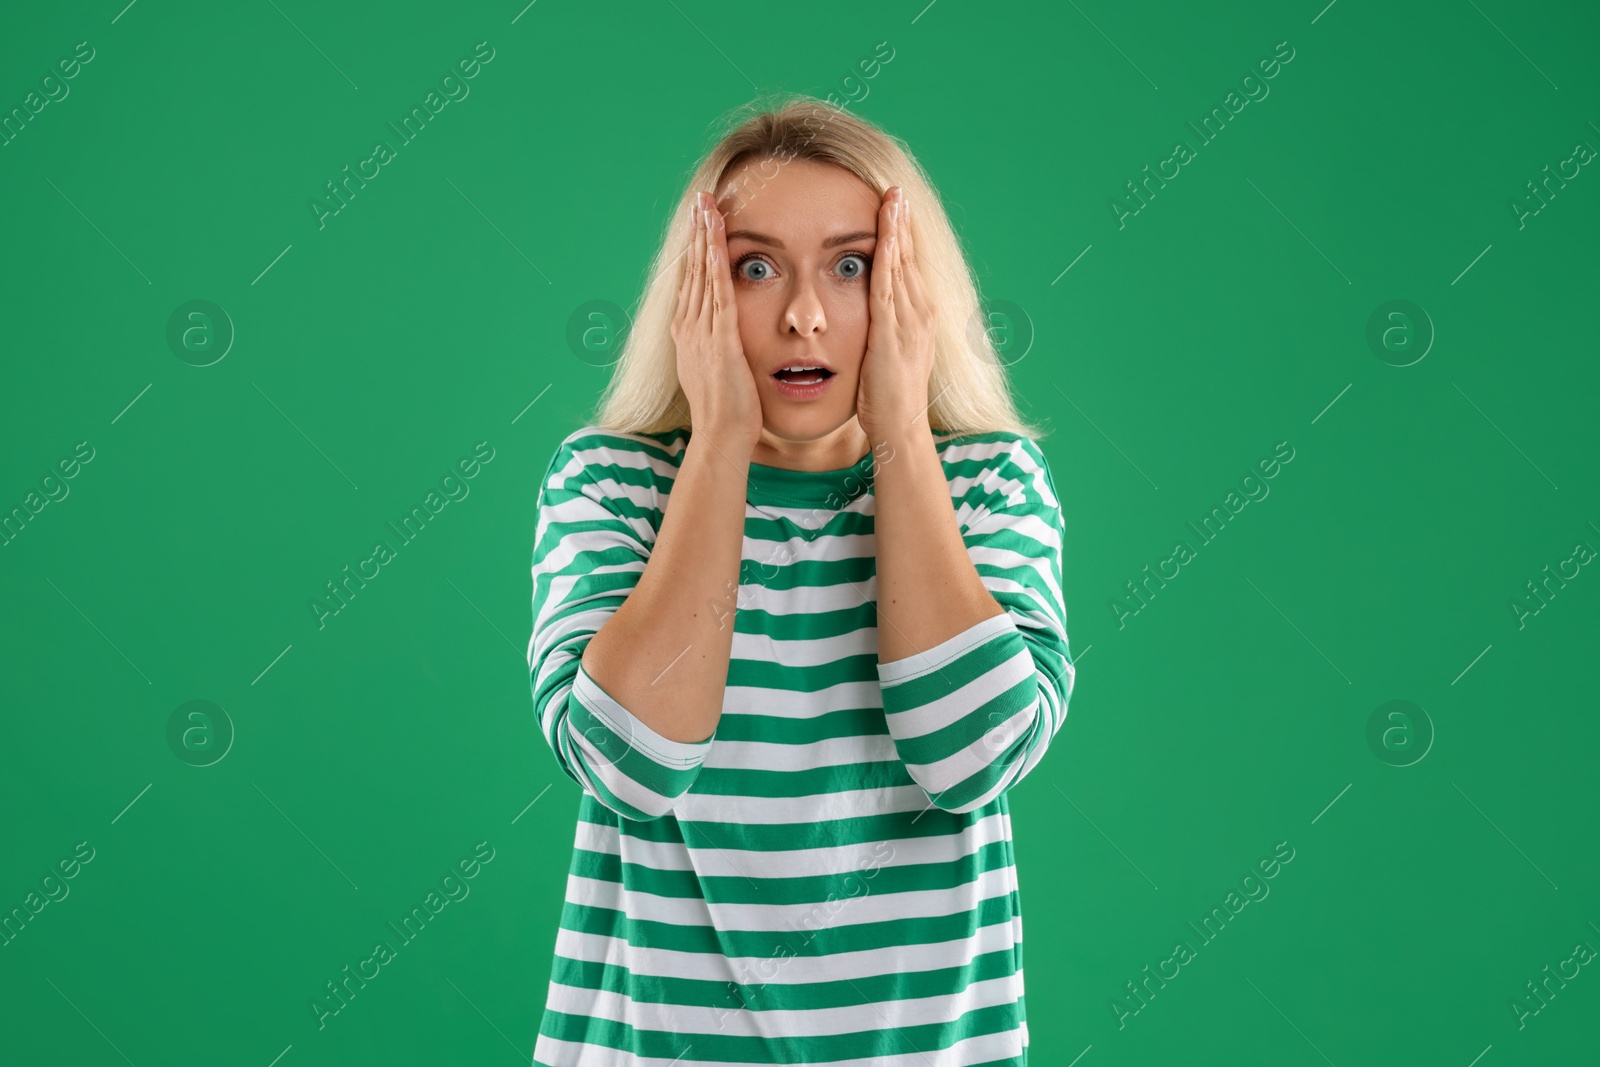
top-left (872, 418), bottom-right (1006, 663)
top-left (579, 430), bottom-right (753, 744)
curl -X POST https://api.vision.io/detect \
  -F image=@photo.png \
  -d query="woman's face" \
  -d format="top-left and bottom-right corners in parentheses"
top-left (713, 158), bottom-right (880, 447)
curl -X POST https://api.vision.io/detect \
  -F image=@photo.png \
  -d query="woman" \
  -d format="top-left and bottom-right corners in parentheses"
top-left (528, 94), bottom-right (1075, 1065)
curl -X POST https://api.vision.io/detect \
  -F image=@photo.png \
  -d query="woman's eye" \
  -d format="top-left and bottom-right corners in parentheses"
top-left (837, 254), bottom-right (869, 280)
top-left (735, 254), bottom-right (869, 282)
top-left (738, 258), bottom-right (772, 281)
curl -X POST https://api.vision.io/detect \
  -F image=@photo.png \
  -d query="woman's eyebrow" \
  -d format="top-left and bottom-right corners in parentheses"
top-left (724, 229), bottom-right (878, 250)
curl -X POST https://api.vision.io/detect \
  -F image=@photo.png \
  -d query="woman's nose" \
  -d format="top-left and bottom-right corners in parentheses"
top-left (783, 281), bottom-right (825, 334)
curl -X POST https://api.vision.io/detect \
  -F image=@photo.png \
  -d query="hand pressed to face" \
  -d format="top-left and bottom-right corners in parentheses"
top-left (856, 186), bottom-right (938, 441)
top-left (672, 190), bottom-right (763, 451)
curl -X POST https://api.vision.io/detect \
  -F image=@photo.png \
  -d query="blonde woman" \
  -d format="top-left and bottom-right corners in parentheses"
top-left (528, 94), bottom-right (1076, 1065)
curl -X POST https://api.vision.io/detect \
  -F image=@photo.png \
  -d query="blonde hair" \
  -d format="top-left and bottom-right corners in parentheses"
top-left (589, 92), bottom-right (1044, 441)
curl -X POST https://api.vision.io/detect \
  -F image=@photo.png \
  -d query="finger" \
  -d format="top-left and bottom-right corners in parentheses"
top-left (706, 201), bottom-right (737, 330)
top-left (870, 190), bottom-right (898, 325)
top-left (900, 194), bottom-right (931, 318)
top-left (887, 194), bottom-right (916, 327)
top-left (689, 193), bottom-right (707, 323)
top-left (675, 197), bottom-right (699, 323)
top-left (698, 199), bottom-right (718, 322)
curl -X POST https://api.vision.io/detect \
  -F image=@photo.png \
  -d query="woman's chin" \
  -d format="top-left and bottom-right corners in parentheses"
top-left (757, 407), bottom-right (861, 444)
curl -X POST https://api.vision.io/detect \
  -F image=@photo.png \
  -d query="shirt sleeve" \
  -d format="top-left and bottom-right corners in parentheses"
top-left (528, 431), bottom-right (715, 821)
top-left (876, 434), bottom-right (1075, 814)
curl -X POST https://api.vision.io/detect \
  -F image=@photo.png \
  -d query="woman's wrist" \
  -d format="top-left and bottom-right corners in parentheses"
top-left (863, 411), bottom-right (934, 453)
top-left (686, 424), bottom-right (758, 475)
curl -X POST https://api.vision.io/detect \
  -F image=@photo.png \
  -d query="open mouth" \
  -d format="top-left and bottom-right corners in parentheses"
top-left (771, 367), bottom-right (835, 385)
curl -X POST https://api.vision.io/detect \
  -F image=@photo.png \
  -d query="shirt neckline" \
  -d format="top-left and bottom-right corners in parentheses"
top-left (744, 445), bottom-right (878, 509)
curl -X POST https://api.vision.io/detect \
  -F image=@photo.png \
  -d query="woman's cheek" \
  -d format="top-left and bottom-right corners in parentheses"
top-left (835, 288), bottom-right (870, 328)
top-left (734, 293), bottom-right (761, 361)
top-left (830, 296), bottom-right (870, 365)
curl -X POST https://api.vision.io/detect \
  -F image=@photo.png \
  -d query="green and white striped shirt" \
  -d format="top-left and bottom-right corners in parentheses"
top-left (528, 425), bottom-right (1074, 1066)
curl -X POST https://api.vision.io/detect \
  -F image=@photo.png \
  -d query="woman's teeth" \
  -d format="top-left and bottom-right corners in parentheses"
top-left (774, 367), bottom-right (832, 384)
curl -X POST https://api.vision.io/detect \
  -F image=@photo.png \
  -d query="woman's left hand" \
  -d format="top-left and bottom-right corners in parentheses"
top-left (857, 186), bottom-right (938, 442)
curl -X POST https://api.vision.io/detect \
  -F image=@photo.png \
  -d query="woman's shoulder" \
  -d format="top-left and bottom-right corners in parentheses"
top-left (541, 425), bottom-right (691, 488)
top-left (931, 428), bottom-right (1050, 472)
top-left (930, 428), bottom-right (1058, 507)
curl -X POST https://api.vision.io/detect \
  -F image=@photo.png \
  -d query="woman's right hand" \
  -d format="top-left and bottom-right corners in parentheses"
top-left (671, 190), bottom-right (764, 454)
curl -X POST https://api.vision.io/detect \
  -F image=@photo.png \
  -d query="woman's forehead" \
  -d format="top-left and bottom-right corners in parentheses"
top-left (715, 162), bottom-right (880, 235)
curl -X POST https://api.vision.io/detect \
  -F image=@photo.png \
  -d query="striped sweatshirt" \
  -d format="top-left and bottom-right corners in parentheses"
top-left (527, 424), bottom-right (1075, 1066)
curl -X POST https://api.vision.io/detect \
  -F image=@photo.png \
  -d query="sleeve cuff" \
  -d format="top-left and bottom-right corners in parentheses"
top-left (573, 661), bottom-right (715, 767)
top-left (877, 611), bottom-right (1018, 686)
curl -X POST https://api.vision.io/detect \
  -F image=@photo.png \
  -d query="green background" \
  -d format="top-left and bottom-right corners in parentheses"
top-left (3, 0), bottom-right (1597, 1063)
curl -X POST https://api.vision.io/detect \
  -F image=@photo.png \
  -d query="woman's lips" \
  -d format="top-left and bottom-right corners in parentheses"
top-left (769, 369), bottom-right (836, 400)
